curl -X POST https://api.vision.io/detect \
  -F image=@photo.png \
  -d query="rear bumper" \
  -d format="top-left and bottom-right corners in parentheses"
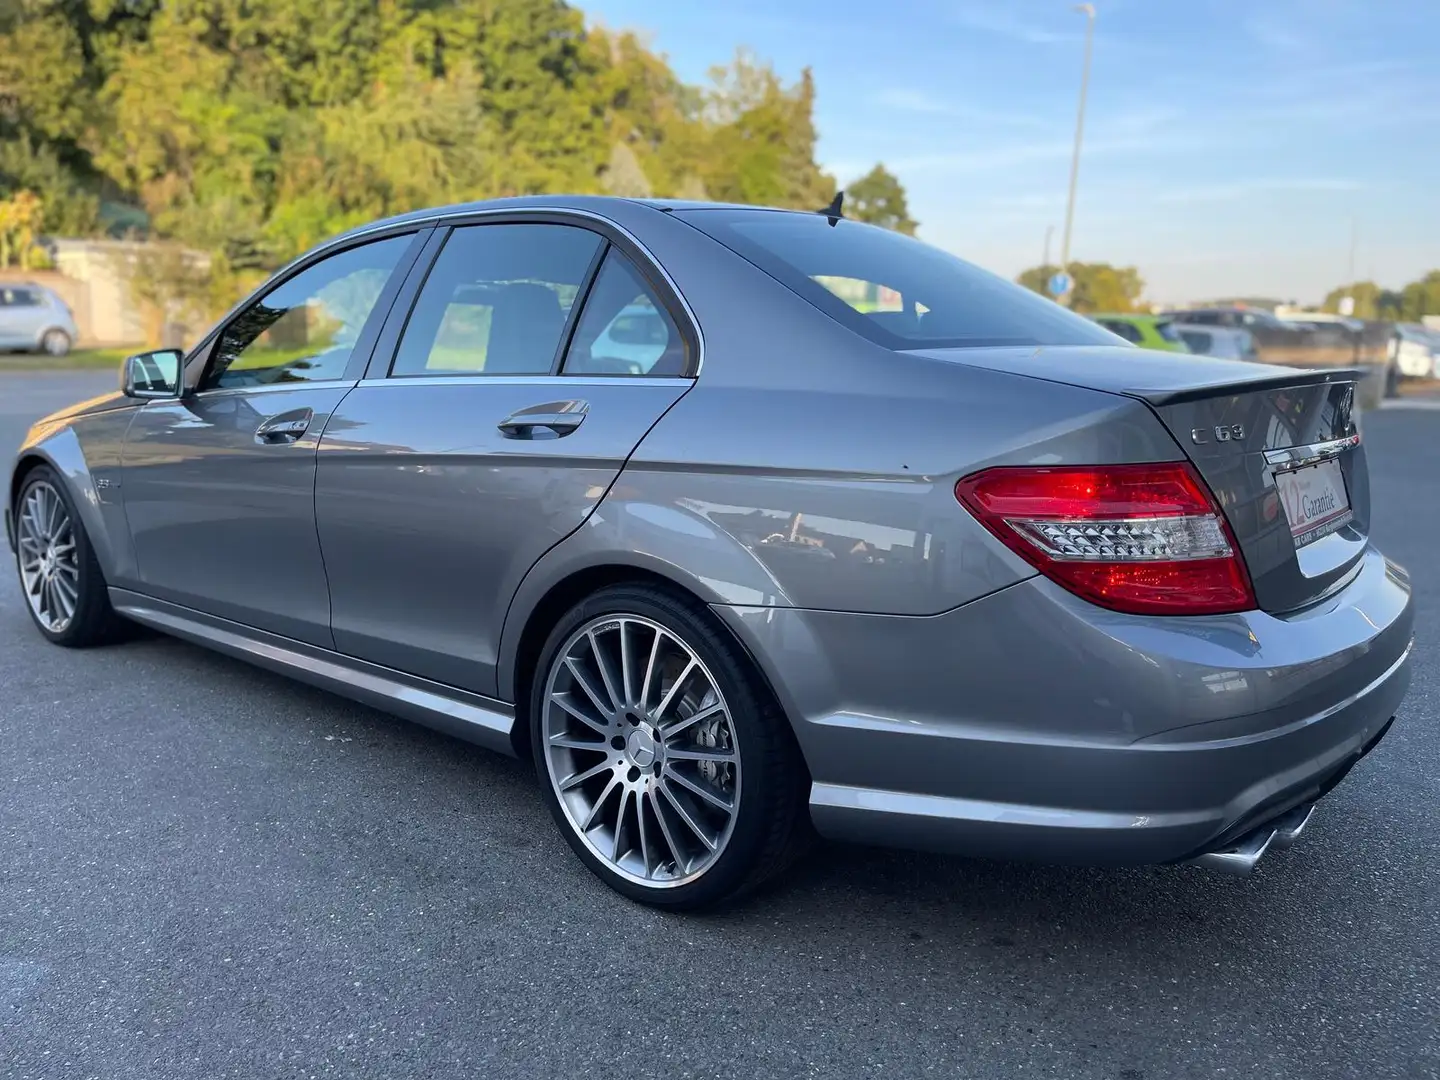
top-left (714, 545), bottom-right (1414, 867)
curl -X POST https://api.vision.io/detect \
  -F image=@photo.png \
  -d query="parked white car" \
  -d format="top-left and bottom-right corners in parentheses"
top-left (1392, 324), bottom-right (1438, 379)
top-left (0, 284), bottom-right (79, 356)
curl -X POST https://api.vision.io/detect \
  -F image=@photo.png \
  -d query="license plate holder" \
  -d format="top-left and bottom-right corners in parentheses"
top-left (1275, 458), bottom-right (1352, 548)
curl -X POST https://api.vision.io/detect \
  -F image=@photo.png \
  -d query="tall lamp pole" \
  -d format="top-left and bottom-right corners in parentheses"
top-left (1059, 2), bottom-right (1096, 305)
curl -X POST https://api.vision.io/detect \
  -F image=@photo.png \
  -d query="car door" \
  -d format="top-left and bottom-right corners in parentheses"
top-left (0, 286), bottom-right (42, 347)
top-left (119, 230), bottom-right (424, 646)
top-left (315, 218), bottom-right (696, 697)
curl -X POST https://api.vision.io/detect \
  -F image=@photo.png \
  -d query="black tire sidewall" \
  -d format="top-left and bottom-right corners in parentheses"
top-left (529, 584), bottom-right (797, 910)
top-left (42, 330), bottom-right (71, 357)
top-left (14, 466), bottom-right (112, 646)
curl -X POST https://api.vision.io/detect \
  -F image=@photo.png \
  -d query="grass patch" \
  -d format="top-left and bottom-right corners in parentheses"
top-left (0, 347), bottom-right (139, 372)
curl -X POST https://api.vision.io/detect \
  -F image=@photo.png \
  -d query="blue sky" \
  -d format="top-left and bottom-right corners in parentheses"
top-left (581, 0), bottom-right (1439, 305)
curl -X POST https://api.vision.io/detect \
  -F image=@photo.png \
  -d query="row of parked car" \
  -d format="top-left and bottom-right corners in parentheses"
top-left (1090, 311), bottom-right (1260, 361)
top-left (1090, 307), bottom-right (1440, 383)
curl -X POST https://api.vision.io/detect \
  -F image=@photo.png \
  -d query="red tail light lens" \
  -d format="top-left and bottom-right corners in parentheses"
top-left (955, 463), bottom-right (1256, 616)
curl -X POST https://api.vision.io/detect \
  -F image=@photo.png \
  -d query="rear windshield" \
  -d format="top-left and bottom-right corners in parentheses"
top-left (677, 208), bottom-right (1115, 350)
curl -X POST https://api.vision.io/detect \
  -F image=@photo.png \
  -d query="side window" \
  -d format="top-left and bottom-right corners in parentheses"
top-left (203, 235), bottom-right (411, 391)
top-left (391, 224), bottom-right (602, 376)
top-left (1099, 319), bottom-right (1141, 344)
top-left (1, 287), bottom-right (39, 307)
top-left (563, 250), bottom-right (689, 376)
top-left (1179, 330), bottom-right (1210, 354)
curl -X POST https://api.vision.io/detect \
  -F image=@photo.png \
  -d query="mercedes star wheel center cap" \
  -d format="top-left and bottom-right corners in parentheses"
top-left (625, 727), bottom-right (658, 769)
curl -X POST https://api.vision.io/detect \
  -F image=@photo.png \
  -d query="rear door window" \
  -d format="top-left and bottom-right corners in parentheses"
top-left (677, 208), bottom-right (1114, 350)
top-left (562, 250), bottom-right (690, 376)
top-left (391, 224), bottom-right (603, 377)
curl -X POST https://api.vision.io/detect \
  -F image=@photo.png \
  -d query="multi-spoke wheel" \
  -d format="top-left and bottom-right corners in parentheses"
top-left (16, 479), bottom-right (80, 634)
top-left (532, 585), bottom-right (808, 909)
top-left (12, 466), bottom-right (124, 647)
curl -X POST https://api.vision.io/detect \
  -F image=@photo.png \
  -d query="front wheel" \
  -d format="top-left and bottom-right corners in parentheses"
top-left (14, 466), bottom-right (125, 646)
top-left (530, 584), bottom-right (808, 909)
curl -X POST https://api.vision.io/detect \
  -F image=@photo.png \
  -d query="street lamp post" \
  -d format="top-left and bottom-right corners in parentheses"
top-left (1059, 2), bottom-right (1096, 306)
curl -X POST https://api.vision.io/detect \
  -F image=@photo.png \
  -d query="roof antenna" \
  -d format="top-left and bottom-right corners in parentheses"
top-left (818, 190), bottom-right (844, 225)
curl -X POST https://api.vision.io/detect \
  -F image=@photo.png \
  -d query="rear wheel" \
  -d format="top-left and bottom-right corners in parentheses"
top-left (531, 584), bottom-right (808, 909)
top-left (40, 329), bottom-right (71, 357)
top-left (14, 466), bottom-right (124, 646)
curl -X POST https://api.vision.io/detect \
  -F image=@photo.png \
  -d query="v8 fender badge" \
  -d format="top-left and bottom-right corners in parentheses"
top-left (1191, 424), bottom-right (1245, 445)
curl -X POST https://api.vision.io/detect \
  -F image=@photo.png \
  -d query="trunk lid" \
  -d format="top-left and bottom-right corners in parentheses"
top-left (914, 345), bottom-right (1367, 612)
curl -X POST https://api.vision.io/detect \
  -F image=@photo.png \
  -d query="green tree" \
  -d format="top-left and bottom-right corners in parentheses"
top-left (1321, 281), bottom-right (1389, 320)
top-left (0, 0), bottom-right (842, 304)
top-left (1018, 262), bottom-right (1145, 314)
top-left (701, 52), bottom-right (835, 209)
top-left (845, 164), bottom-right (917, 234)
top-left (1399, 270), bottom-right (1440, 322)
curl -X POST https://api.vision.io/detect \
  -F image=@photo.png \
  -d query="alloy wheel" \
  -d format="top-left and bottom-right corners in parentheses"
top-left (16, 481), bottom-right (80, 633)
top-left (542, 614), bottom-right (741, 889)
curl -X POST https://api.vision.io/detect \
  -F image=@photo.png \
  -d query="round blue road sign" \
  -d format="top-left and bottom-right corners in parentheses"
top-left (1047, 271), bottom-right (1073, 297)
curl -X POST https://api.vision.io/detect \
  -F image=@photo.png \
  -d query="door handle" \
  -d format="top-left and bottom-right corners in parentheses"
top-left (497, 401), bottom-right (588, 439)
top-left (255, 409), bottom-right (313, 444)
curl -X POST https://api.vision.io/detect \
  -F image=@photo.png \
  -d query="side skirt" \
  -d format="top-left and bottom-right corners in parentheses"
top-left (110, 589), bottom-right (517, 756)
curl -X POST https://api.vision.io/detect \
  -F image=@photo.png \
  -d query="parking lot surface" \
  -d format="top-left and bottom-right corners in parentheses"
top-left (2, 371), bottom-right (1437, 1079)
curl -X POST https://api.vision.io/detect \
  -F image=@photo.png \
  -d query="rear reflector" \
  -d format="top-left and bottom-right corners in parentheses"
top-left (955, 463), bottom-right (1256, 615)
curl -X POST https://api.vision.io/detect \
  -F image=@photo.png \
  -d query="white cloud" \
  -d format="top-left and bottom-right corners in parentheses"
top-left (876, 88), bottom-right (1045, 127)
top-left (1155, 178), bottom-right (1365, 205)
top-left (949, 4), bottom-right (1078, 45)
top-left (1243, 16), bottom-right (1313, 54)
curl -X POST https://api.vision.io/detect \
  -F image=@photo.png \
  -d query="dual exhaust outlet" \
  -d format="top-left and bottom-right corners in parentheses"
top-left (1192, 803), bottom-right (1318, 875)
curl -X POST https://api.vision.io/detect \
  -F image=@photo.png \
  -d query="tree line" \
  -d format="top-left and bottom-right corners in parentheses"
top-left (1320, 274), bottom-right (1440, 323)
top-left (1016, 261), bottom-right (1440, 323)
top-left (0, 0), bottom-right (914, 313)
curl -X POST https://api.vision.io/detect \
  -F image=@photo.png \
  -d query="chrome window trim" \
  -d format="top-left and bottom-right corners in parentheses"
top-left (1264, 433), bottom-right (1361, 470)
top-left (189, 379), bottom-right (355, 401)
top-left (355, 374), bottom-right (694, 390)
top-left (335, 206), bottom-right (705, 377)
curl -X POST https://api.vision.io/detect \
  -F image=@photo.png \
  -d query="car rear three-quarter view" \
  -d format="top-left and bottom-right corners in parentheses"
top-left (6, 196), bottom-right (1414, 910)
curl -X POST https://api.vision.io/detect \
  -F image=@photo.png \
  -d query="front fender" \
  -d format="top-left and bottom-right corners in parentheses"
top-left (11, 410), bottom-right (139, 586)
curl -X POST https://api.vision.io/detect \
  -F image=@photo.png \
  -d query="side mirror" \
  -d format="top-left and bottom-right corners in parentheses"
top-left (120, 349), bottom-right (183, 399)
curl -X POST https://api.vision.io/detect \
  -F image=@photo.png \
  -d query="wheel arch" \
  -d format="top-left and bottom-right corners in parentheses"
top-left (8, 434), bottom-right (119, 579)
top-left (500, 557), bottom-right (803, 775)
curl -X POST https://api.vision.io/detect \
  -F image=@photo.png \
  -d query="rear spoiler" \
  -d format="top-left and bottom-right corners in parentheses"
top-left (1119, 366), bottom-right (1362, 407)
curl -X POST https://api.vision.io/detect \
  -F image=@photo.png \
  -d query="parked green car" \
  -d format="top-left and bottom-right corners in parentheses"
top-left (1090, 314), bottom-right (1191, 353)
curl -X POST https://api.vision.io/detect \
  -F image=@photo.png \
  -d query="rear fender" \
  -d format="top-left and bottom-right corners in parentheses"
top-left (495, 493), bottom-right (795, 703)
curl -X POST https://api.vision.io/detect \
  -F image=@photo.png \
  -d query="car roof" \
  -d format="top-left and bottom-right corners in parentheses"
top-left (1093, 313), bottom-right (1160, 323)
top-left (325, 194), bottom-right (805, 247)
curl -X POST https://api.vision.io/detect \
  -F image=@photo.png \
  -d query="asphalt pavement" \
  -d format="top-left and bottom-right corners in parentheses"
top-left (2, 370), bottom-right (1437, 1080)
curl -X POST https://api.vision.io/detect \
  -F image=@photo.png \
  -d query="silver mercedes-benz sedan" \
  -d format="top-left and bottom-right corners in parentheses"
top-left (6, 197), bottom-right (1413, 909)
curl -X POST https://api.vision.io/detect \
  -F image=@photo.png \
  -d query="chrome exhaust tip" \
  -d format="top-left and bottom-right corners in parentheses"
top-left (1192, 803), bottom-right (1317, 875)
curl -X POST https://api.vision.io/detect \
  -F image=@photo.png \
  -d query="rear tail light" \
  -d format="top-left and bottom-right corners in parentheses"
top-left (955, 463), bottom-right (1255, 616)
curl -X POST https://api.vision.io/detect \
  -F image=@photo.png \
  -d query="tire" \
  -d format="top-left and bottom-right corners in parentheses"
top-left (40, 329), bottom-right (72, 357)
top-left (12, 466), bottom-right (125, 647)
top-left (1384, 363), bottom-right (1400, 399)
top-left (530, 583), bottom-right (809, 910)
